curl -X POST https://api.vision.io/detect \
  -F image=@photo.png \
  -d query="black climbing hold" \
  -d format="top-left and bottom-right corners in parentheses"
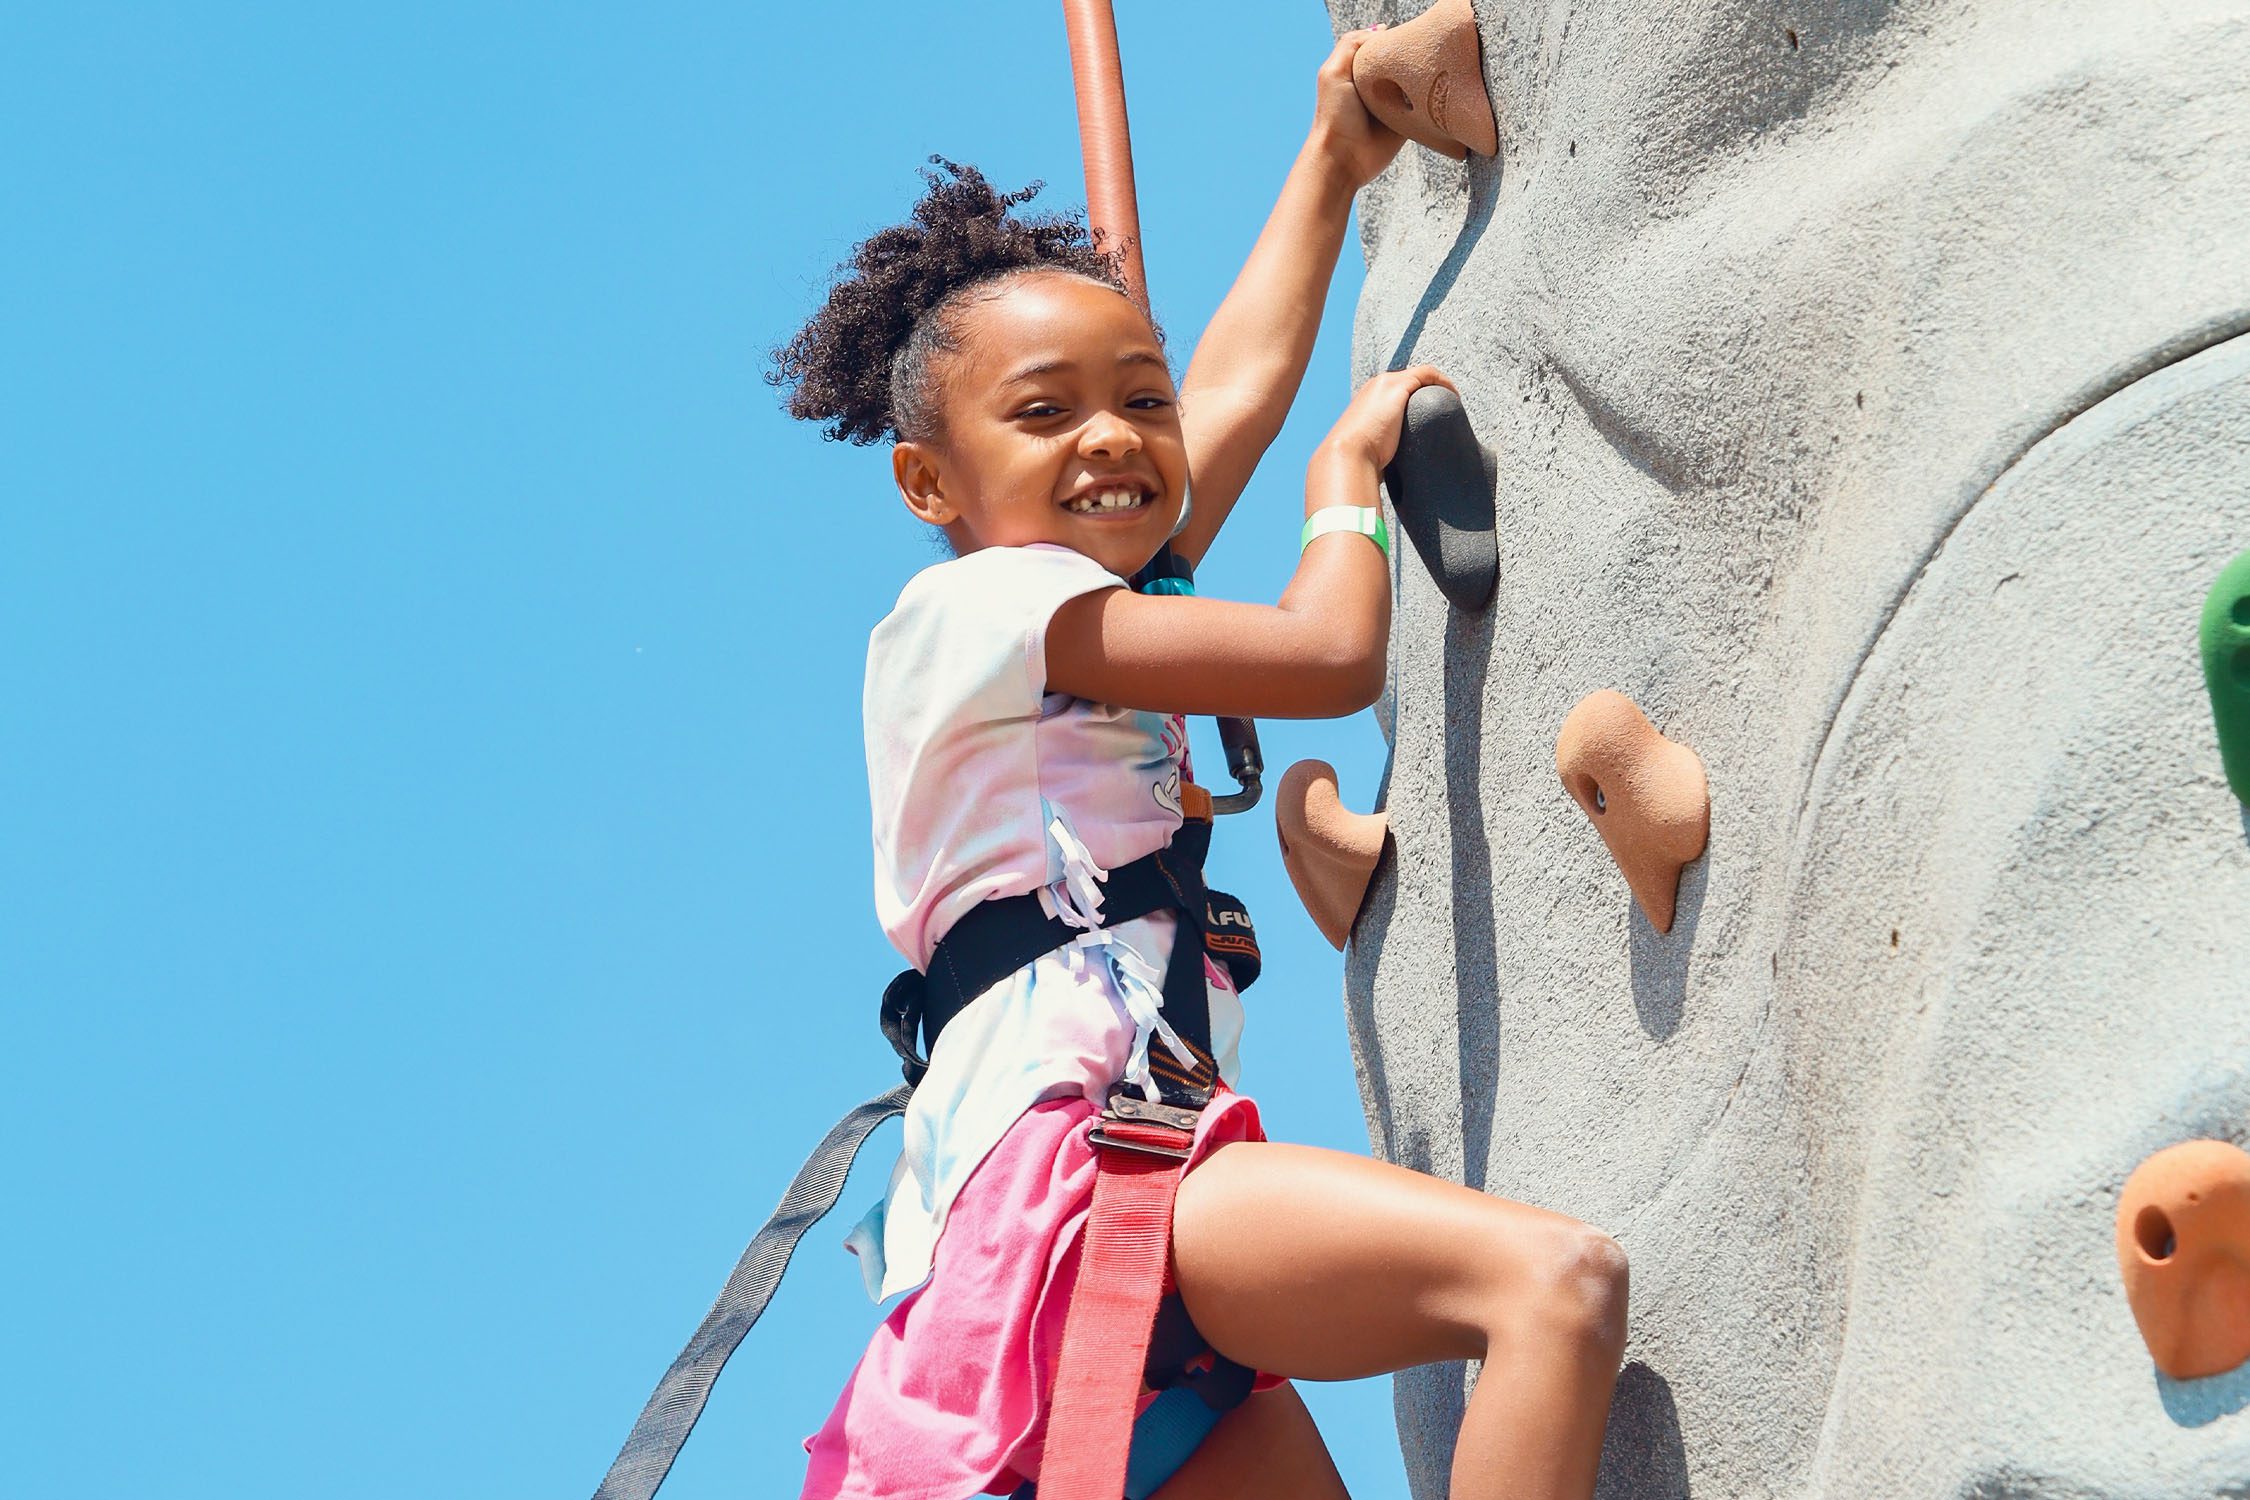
top-left (1382, 385), bottom-right (1497, 613)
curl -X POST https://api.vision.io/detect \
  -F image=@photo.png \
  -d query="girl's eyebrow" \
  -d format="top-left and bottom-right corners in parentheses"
top-left (1000, 350), bottom-right (1170, 385)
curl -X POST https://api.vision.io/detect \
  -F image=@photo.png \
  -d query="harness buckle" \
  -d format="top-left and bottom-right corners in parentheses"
top-left (1088, 1087), bottom-right (1199, 1160)
top-left (1102, 1087), bottom-right (1202, 1133)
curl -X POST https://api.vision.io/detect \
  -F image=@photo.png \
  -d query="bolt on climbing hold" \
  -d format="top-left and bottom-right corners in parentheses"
top-left (2116, 1139), bottom-right (2250, 1381)
top-left (1350, 0), bottom-right (1498, 160)
top-left (1555, 691), bottom-right (1709, 934)
top-left (1274, 759), bottom-right (1388, 950)
top-left (1383, 384), bottom-right (1498, 613)
top-left (2199, 547), bottom-right (2250, 803)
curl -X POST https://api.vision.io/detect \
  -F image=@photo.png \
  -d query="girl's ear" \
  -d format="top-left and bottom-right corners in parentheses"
top-left (893, 441), bottom-right (953, 527)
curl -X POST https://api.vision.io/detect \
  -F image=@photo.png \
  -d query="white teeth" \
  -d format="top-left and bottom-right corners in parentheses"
top-left (1066, 487), bottom-right (1147, 514)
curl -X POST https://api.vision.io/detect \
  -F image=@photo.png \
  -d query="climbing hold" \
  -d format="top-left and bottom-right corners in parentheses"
top-left (2199, 547), bottom-right (2250, 802)
top-left (1383, 384), bottom-right (1498, 613)
top-left (1349, 0), bottom-right (1498, 160)
top-left (2116, 1139), bottom-right (2250, 1381)
top-left (1275, 760), bottom-right (1387, 950)
top-left (1555, 691), bottom-right (1709, 933)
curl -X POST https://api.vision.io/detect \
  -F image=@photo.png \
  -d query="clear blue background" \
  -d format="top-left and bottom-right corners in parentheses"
top-left (3, 3), bottom-right (1401, 1494)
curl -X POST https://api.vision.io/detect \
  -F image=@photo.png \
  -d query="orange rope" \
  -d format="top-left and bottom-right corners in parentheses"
top-left (1060, 0), bottom-right (1149, 314)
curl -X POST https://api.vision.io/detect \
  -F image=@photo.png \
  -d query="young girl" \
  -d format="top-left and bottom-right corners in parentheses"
top-left (774, 34), bottom-right (1626, 1500)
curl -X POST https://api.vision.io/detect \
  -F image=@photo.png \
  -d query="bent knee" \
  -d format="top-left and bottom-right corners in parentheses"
top-left (1514, 1223), bottom-right (1629, 1359)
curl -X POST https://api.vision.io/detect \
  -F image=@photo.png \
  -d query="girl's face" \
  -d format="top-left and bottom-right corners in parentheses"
top-left (892, 272), bottom-right (1188, 580)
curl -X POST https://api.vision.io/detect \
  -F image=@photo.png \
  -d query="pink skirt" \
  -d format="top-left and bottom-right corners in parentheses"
top-left (800, 1088), bottom-right (1278, 1499)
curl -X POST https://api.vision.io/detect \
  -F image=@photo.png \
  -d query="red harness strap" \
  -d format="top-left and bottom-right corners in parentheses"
top-left (1038, 1107), bottom-right (1198, 1500)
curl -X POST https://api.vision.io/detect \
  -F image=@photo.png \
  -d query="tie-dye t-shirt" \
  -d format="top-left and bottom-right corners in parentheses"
top-left (853, 542), bottom-right (1245, 1300)
top-left (864, 542), bottom-right (1188, 971)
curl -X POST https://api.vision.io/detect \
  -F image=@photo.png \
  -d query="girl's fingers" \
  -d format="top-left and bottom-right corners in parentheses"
top-left (1325, 366), bottom-right (1460, 465)
top-left (1322, 31), bottom-right (1370, 81)
top-left (1376, 368), bottom-right (1461, 458)
top-left (1371, 366), bottom-right (1452, 399)
top-left (1389, 363), bottom-right (1459, 397)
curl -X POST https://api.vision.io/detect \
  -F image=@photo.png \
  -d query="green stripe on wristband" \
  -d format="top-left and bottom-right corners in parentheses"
top-left (1300, 505), bottom-right (1389, 557)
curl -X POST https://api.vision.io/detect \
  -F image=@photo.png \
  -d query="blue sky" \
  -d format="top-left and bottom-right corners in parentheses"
top-left (3, 3), bottom-right (1406, 1494)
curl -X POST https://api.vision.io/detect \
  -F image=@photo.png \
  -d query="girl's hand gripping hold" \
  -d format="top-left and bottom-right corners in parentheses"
top-left (1306, 363), bottom-right (1458, 511)
top-left (1311, 30), bottom-right (1408, 192)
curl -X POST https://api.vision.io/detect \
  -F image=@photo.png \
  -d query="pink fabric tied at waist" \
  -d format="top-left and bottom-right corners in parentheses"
top-left (801, 1088), bottom-right (1276, 1500)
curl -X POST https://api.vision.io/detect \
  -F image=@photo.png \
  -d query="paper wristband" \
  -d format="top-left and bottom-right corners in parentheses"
top-left (1300, 505), bottom-right (1390, 557)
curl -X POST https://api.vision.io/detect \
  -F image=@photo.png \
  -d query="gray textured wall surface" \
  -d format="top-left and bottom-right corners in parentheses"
top-left (1326, 2), bottom-right (2250, 1495)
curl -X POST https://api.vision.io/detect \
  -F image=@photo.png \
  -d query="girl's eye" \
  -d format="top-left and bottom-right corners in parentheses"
top-left (1016, 403), bottom-right (1065, 420)
top-left (1129, 395), bottom-right (1175, 410)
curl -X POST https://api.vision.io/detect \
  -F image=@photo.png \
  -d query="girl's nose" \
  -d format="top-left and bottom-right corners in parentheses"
top-left (1077, 408), bottom-right (1143, 458)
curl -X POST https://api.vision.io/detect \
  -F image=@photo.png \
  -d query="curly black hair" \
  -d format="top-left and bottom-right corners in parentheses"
top-left (769, 157), bottom-right (1147, 446)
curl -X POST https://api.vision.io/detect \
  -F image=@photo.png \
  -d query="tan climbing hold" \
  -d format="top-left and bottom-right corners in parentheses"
top-left (1555, 691), bottom-right (1709, 933)
top-left (1350, 0), bottom-right (1498, 160)
top-left (2116, 1139), bottom-right (2250, 1381)
top-left (1275, 759), bottom-right (1388, 951)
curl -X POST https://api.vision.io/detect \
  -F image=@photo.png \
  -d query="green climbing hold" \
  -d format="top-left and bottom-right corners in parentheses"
top-left (2200, 548), bottom-right (2250, 803)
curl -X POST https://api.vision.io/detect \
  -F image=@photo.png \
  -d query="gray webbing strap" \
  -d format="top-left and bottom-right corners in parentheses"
top-left (592, 1083), bottom-right (914, 1500)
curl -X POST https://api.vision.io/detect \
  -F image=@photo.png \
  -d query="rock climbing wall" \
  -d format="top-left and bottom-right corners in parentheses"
top-left (1325, 1), bottom-right (2250, 1494)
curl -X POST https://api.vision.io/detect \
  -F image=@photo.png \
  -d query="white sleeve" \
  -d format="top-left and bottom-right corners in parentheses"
top-left (870, 544), bottom-right (1127, 725)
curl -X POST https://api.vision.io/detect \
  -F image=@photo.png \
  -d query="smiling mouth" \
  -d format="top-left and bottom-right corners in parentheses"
top-left (1062, 483), bottom-right (1155, 516)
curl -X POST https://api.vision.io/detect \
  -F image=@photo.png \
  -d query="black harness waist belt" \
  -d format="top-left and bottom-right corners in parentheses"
top-left (884, 818), bottom-right (1225, 1110)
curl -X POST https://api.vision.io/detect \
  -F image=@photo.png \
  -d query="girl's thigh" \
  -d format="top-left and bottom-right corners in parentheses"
top-left (1169, 1139), bottom-right (1610, 1381)
top-left (1147, 1383), bottom-right (1347, 1500)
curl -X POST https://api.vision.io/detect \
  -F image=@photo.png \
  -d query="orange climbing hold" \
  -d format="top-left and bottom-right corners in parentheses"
top-left (1275, 759), bottom-right (1388, 951)
top-left (2116, 1139), bottom-right (2250, 1381)
top-left (1555, 691), bottom-right (1709, 933)
top-left (1350, 0), bottom-right (1498, 161)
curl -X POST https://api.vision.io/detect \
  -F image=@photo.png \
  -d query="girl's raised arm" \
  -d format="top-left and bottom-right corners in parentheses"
top-left (1168, 31), bottom-right (1403, 570)
top-left (1048, 366), bottom-right (1452, 719)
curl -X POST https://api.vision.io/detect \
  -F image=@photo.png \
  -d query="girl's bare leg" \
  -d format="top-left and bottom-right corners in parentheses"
top-left (1147, 1383), bottom-right (1349, 1500)
top-left (1167, 1141), bottom-right (1628, 1500)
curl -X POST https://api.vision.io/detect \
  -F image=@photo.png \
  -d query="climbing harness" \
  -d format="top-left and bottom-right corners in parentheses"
top-left (591, 780), bottom-right (1261, 1500)
top-left (902, 813), bottom-right (1258, 1500)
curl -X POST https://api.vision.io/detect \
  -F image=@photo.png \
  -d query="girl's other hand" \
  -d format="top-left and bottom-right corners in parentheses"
top-left (1311, 364), bottom-right (1457, 492)
top-left (1311, 30), bottom-right (1407, 190)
